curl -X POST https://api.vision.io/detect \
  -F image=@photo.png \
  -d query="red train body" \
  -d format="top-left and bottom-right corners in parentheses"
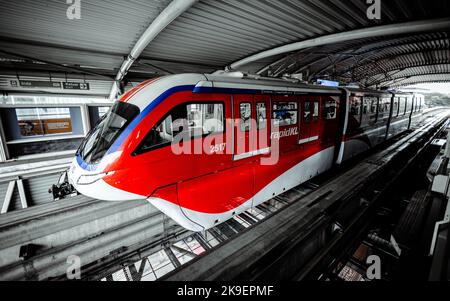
top-left (68, 74), bottom-right (425, 231)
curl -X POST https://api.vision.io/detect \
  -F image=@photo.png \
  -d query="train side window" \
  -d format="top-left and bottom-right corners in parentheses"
top-left (135, 106), bottom-right (186, 154)
top-left (133, 102), bottom-right (224, 155)
top-left (406, 97), bottom-right (413, 115)
top-left (378, 100), bottom-right (384, 113)
top-left (362, 98), bottom-right (369, 115)
top-left (273, 102), bottom-right (298, 126)
top-left (313, 101), bottom-right (319, 121)
top-left (379, 98), bottom-right (390, 119)
top-left (364, 97), bottom-right (378, 122)
top-left (256, 102), bottom-right (267, 130)
top-left (304, 101), bottom-right (311, 122)
top-left (399, 97), bottom-right (406, 115)
top-left (350, 97), bottom-right (362, 117)
top-left (324, 100), bottom-right (337, 120)
top-left (392, 97), bottom-right (399, 117)
top-left (240, 102), bottom-right (252, 132)
top-left (384, 98), bottom-right (391, 116)
top-left (188, 103), bottom-right (224, 136)
top-left (369, 98), bottom-right (377, 114)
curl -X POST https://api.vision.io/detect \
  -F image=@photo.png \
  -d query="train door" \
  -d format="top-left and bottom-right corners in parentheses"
top-left (299, 97), bottom-right (320, 145)
top-left (174, 94), bottom-right (253, 230)
top-left (233, 95), bottom-right (256, 160)
top-left (299, 97), bottom-right (310, 145)
top-left (299, 96), bottom-right (320, 146)
top-left (254, 95), bottom-right (271, 156)
top-left (322, 96), bottom-right (340, 146)
top-left (406, 96), bottom-right (413, 129)
top-left (310, 99), bottom-right (321, 144)
top-left (227, 95), bottom-right (257, 211)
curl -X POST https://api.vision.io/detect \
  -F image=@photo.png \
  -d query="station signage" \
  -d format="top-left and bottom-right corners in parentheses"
top-left (62, 82), bottom-right (90, 90)
top-left (10, 80), bottom-right (90, 91)
top-left (317, 79), bottom-right (340, 87)
top-left (18, 80), bottom-right (62, 88)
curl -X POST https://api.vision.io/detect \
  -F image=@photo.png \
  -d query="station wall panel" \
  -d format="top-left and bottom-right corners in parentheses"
top-left (24, 173), bottom-right (60, 207)
top-left (7, 138), bottom-right (83, 158)
top-left (0, 181), bottom-right (22, 213)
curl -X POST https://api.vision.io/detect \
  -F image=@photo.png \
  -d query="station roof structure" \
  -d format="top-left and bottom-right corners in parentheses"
top-left (0, 0), bottom-right (448, 95)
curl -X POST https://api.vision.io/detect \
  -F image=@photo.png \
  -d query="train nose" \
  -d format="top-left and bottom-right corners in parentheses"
top-left (67, 158), bottom-right (106, 198)
top-left (68, 157), bottom-right (146, 201)
top-left (75, 172), bottom-right (110, 185)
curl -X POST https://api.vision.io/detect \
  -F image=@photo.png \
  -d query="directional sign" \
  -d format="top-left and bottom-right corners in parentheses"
top-left (62, 82), bottom-right (90, 90)
top-left (19, 80), bottom-right (62, 88)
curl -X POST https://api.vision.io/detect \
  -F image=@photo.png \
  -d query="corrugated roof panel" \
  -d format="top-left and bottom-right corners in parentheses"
top-left (0, 0), bottom-right (448, 88)
top-left (389, 73), bottom-right (450, 87)
top-left (145, 0), bottom-right (431, 67)
top-left (0, 0), bottom-right (171, 54)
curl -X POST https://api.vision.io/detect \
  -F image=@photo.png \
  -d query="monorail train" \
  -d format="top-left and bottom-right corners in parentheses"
top-left (68, 74), bottom-right (425, 231)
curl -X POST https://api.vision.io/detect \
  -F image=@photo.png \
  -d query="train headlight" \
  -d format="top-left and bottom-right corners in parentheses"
top-left (77, 173), bottom-right (107, 185)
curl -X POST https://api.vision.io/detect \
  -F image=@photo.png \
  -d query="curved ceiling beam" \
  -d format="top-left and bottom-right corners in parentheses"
top-left (307, 37), bottom-right (450, 79)
top-left (389, 79), bottom-right (450, 88)
top-left (351, 54), bottom-right (450, 81)
top-left (376, 73), bottom-right (450, 88)
top-left (366, 65), bottom-right (450, 86)
top-left (227, 17), bottom-right (450, 71)
top-left (334, 50), bottom-right (450, 84)
top-left (268, 37), bottom-right (408, 76)
top-left (298, 34), bottom-right (450, 79)
top-left (109, 0), bottom-right (198, 99)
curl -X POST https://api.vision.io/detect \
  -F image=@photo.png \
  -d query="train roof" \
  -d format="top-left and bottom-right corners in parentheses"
top-left (344, 87), bottom-right (394, 96)
top-left (200, 73), bottom-right (341, 95)
top-left (391, 91), bottom-right (416, 96)
top-left (124, 73), bottom-right (416, 111)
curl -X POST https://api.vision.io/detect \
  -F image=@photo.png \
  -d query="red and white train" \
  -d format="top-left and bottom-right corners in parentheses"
top-left (68, 74), bottom-right (425, 231)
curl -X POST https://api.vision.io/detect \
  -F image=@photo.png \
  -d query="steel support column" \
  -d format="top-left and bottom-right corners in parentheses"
top-left (109, 0), bottom-right (198, 99)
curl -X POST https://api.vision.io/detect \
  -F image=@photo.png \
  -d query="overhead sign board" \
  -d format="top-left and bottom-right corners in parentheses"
top-left (63, 82), bottom-right (90, 90)
top-left (19, 80), bottom-right (62, 88)
top-left (317, 79), bottom-right (340, 87)
top-left (10, 80), bottom-right (91, 91)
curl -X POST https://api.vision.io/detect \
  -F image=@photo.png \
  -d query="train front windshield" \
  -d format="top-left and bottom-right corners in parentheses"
top-left (78, 101), bottom-right (140, 164)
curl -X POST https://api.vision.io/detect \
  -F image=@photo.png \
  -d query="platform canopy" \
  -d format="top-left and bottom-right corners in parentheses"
top-left (0, 0), bottom-right (448, 94)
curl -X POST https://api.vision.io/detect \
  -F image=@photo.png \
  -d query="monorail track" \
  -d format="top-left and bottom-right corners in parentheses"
top-left (0, 110), bottom-right (447, 281)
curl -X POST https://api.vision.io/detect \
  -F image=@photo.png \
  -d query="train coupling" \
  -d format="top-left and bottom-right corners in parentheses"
top-left (48, 170), bottom-right (78, 201)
